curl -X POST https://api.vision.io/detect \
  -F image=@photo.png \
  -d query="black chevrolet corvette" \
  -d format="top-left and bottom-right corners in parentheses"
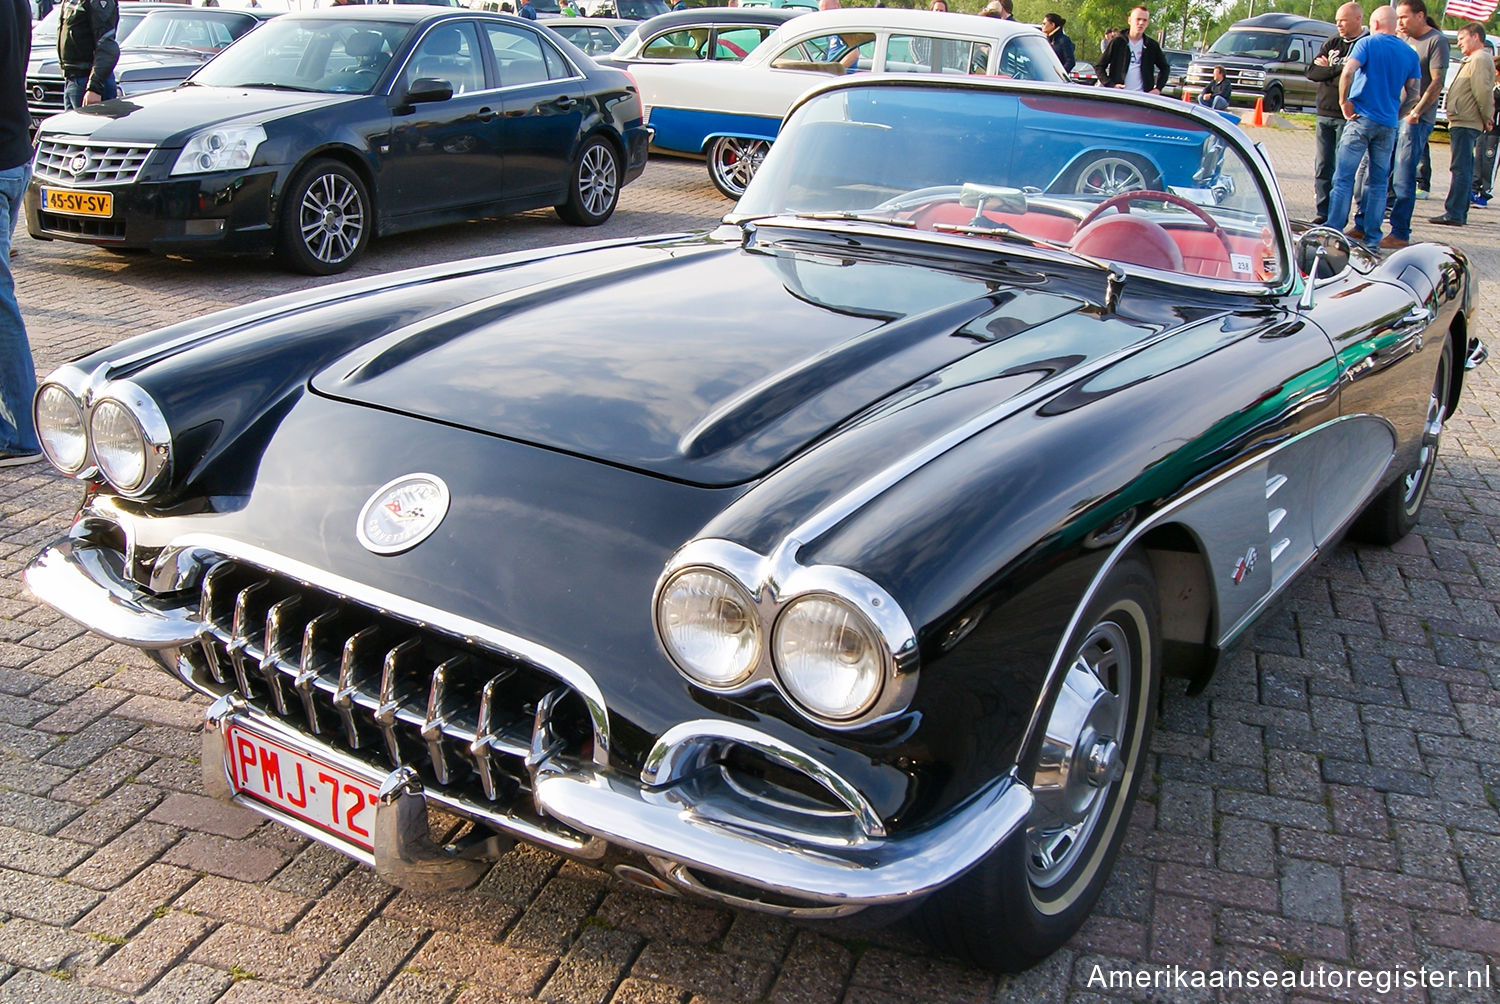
top-left (24, 7), bottom-right (651, 273)
top-left (25, 77), bottom-right (1482, 970)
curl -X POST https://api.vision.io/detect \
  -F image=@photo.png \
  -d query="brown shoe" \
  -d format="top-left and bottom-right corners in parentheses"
top-left (1344, 226), bottom-right (1366, 240)
top-left (1377, 235), bottom-right (1409, 250)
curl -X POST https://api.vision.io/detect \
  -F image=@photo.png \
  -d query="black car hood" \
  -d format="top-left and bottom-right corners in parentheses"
top-left (37, 86), bottom-right (353, 144)
top-left (311, 233), bottom-right (1090, 487)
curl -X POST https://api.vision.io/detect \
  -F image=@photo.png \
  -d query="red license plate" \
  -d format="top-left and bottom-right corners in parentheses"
top-left (222, 720), bottom-right (380, 851)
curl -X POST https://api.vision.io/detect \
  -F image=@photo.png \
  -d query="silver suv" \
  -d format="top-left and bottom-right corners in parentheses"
top-left (1184, 12), bottom-right (1336, 113)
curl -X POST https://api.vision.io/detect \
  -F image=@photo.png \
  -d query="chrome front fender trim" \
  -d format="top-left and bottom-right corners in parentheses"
top-left (534, 762), bottom-right (1033, 906)
top-left (24, 538), bottom-right (202, 650)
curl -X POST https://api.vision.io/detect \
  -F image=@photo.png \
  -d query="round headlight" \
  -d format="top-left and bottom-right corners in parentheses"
top-left (658, 568), bottom-right (761, 686)
top-left (90, 399), bottom-right (149, 492)
top-left (773, 595), bottom-right (886, 721)
top-left (35, 384), bottom-right (88, 473)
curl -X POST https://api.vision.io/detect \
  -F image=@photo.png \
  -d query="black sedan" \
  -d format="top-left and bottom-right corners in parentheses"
top-left (23, 77), bottom-right (1483, 972)
top-left (24, 7), bottom-right (651, 273)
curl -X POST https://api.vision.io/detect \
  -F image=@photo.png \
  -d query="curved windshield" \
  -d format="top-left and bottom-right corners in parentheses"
top-left (189, 17), bottom-right (411, 94)
top-left (1208, 30), bottom-right (1287, 59)
top-left (737, 83), bottom-right (1282, 285)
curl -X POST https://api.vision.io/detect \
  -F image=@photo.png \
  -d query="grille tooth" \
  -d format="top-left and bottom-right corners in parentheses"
top-left (472, 674), bottom-right (506, 800)
top-left (229, 580), bottom-right (272, 700)
top-left (375, 637), bottom-right (424, 767)
top-left (422, 657), bottom-right (468, 785)
top-left (297, 609), bottom-right (345, 735)
top-left (335, 626), bottom-right (383, 749)
top-left (198, 563), bottom-right (237, 684)
top-left (259, 596), bottom-right (303, 716)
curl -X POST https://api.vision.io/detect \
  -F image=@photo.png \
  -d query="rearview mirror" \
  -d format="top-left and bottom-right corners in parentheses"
top-left (403, 77), bottom-right (454, 105)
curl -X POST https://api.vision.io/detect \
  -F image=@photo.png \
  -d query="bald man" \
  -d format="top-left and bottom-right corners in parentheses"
top-left (1325, 5), bottom-right (1420, 248)
top-left (1307, 3), bottom-right (1365, 223)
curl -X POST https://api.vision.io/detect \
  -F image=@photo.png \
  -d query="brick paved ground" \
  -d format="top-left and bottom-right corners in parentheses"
top-left (1, 122), bottom-right (1498, 1004)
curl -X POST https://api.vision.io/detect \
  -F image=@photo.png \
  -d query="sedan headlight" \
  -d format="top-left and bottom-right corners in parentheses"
top-left (34, 384), bottom-right (88, 473)
top-left (772, 595), bottom-right (886, 721)
top-left (657, 568), bottom-right (761, 686)
top-left (171, 124), bottom-right (266, 176)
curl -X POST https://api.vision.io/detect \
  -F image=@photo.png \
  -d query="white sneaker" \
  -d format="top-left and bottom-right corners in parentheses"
top-left (0, 452), bottom-right (44, 468)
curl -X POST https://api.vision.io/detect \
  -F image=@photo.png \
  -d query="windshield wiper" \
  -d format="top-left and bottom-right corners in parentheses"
top-left (231, 82), bottom-right (321, 92)
top-left (794, 211), bottom-right (916, 228)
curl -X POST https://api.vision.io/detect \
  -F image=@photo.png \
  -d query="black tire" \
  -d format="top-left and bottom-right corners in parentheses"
top-left (555, 136), bottom-right (620, 226)
top-left (915, 553), bottom-right (1161, 972)
top-left (276, 159), bottom-right (371, 276)
top-left (1064, 152), bottom-right (1160, 197)
top-left (1351, 336), bottom-right (1453, 544)
top-left (1263, 85), bottom-right (1284, 114)
top-left (706, 135), bottom-right (769, 200)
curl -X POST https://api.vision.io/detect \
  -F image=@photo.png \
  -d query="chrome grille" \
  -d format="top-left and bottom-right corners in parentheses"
top-left (189, 559), bottom-right (595, 814)
top-left (33, 138), bottom-right (153, 186)
top-left (25, 75), bottom-right (65, 118)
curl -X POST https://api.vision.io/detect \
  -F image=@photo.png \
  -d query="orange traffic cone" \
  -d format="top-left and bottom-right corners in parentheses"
top-left (1251, 96), bottom-right (1265, 126)
top-left (1182, 89), bottom-right (1193, 103)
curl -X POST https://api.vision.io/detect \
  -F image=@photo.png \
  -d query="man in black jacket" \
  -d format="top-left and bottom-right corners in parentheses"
top-left (1095, 5), bottom-right (1169, 93)
top-left (57, 0), bottom-right (119, 109)
top-left (1307, 3), bottom-right (1366, 223)
top-left (1, 0), bottom-right (41, 466)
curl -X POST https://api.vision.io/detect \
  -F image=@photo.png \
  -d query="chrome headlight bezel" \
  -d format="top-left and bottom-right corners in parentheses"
top-left (771, 591), bottom-right (889, 722)
top-left (653, 539), bottom-right (919, 730)
top-left (34, 382), bottom-right (90, 474)
top-left (86, 381), bottom-right (170, 496)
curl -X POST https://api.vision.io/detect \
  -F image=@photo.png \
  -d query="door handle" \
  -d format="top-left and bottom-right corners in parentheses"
top-left (476, 107), bottom-right (497, 122)
top-left (1404, 305), bottom-right (1434, 326)
top-left (552, 96), bottom-right (578, 110)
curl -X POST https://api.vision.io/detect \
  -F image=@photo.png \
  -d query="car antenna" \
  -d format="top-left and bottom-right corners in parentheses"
top-left (1104, 264), bottom-right (1126, 314)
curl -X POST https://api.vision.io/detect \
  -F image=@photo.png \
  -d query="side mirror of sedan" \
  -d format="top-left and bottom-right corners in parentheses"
top-left (403, 77), bottom-right (454, 105)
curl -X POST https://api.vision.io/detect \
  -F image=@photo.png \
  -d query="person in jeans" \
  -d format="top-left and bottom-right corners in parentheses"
top-left (57, 0), bottom-right (118, 109)
top-left (1381, 0), bottom-right (1447, 249)
top-left (1429, 22), bottom-right (1494, 226)
top-left (1307, 2), bottom-right (1366, 224)
top-left (1, 0), bottom-right (41, 467)
top-left (1326, 5), bottom-right (1420, 250)
top-left (1198, 65), bottom-right (1232, 108)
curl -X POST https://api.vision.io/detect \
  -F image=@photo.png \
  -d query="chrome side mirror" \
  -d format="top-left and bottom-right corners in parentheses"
top-left (1295, 227), bottom-right (1351, 281)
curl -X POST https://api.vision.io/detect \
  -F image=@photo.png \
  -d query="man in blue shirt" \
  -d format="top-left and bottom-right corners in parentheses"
top-left (518, 0), bottom-right (537, 19)
top-left (1325, 4), bottom-right (1419, 250)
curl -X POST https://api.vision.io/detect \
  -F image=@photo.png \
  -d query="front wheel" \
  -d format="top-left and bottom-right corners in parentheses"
top-left (555, 136), bottom-right (620, 226)
top-left (1064, 152), bottom-right (1159, 197)
top-left (276, 159), bottom-right (370, 276)
top-left (1351, 336), bottom-right (1453, 544)
top-left (1263, 85), bottom-right (1284, 114)
top-left (915, 554), bottom-right (1161, 972)
top-left (706, 136), bottom-right (769, 200)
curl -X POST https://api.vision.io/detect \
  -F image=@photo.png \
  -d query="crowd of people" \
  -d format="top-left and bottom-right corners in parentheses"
top-left (1312, 1), bottom-right (1495, 249)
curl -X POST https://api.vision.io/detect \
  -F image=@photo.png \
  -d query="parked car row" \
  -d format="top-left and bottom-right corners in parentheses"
top-left (26, 7), bottom-right (650, 272)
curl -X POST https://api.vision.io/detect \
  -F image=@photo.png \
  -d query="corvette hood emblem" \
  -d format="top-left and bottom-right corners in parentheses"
top-left (356, 473), bottom-right (450, 555)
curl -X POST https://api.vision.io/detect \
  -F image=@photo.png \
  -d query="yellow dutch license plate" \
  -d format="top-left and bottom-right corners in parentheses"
top-left (40, 188), bottom-right (113, 218)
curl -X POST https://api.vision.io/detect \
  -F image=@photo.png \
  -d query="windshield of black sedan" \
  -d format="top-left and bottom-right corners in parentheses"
top-left (189, 18), bottom-right (411, 94)
top-left (736, 84), bottom-right (1282, 285)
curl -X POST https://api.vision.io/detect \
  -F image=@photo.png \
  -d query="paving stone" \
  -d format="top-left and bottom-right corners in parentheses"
top-left (718, 911), bottom-right (794, 962)
top-left (66, 820), bottom-right (181, 892)
top-left (135, 962), bottom-right (235, 1004)
top-left (84, 911), bottom-right (215, 996)
top-left (0, 968), bottom-right (133, 1003)
top-left (1215, 908), bottom-right (1349, 962)
top-left (174, 875), bottom-right (310, 934)
top-left (596, 891), bottom-right (732, 947)
top-left (375, 970), bottom-right (462, 1004)
top-left (294, 867), bottom-right (394, 948)
top-left (1217, 817), bottom-right (1277, 877)
top-left (538, 923), bottom-right (642, 1004)
top-left (161, 831), bottom-right (290, 884)
top-left (0, 917), bottom-right (112, 975)
top-left (192, 922), bottom-right (338, 987)
top-left (764, 931), bottom-right (852, 1004)
top-left (409, 930), bottom-right (554, 996)
top-left (47, 748), bottom-right (154, 805)
top-left (312, 917), bottom-right (425, 1002)
top-left (0, 788), bottom-right (84, 836)
top-left (74, 864), bottom-right (201, 939)
top-left (383, 887), bottom-right (521, 941)
top-left (506, 877), bottom-right (606, 955)
top-left (1279, 858), bottom-right (1343, 926)
top-left (0, 868), bottom-right (103, 926)
top-left (38, 716), bottom-right (140, 770)
top-left (0, 822), bottom-right (94, 877)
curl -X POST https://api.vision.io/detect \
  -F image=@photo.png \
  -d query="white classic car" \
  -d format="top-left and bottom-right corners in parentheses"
top-left (629, 9), bottom-right (1066, 196)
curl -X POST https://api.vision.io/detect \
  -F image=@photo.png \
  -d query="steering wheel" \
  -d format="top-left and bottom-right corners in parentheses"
top-left (1076, 189), bottom-right (1235, 266)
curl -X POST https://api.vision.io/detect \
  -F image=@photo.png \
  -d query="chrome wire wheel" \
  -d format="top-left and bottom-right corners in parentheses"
top-left (1073, 155), bottom-right (1148, 196)
top-left (707, 136), bottom-right (768, 199)
top-left (1026, 620), bottom-right (1130, 889)
top-left (298, 171), bottom-right (365, 267)
top-left (577, 142), bottom-right (618, 220)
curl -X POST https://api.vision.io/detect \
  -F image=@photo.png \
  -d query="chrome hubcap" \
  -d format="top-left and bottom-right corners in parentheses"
top-left (299, 173), bottom-right (364, 265)
top-left (1403, 350), bottom-right (1449, 512)
top-left (578, 144), bottom-right (618, 218)
top-left (1028, 621), bottom-right (1130, 887)
top-left (1077, 157), bottom-right (1145, 197)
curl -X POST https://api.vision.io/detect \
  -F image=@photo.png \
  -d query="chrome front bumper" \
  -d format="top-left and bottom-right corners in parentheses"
top-left (26, 536), bottom-right (1034, 911)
